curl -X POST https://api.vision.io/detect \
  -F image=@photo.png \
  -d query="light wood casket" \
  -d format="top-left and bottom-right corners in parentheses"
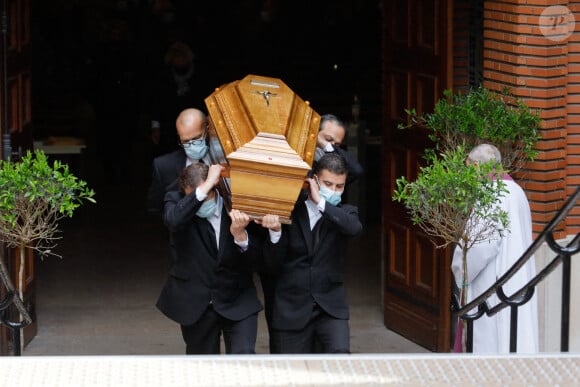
top-left (205, 74), bottom-right (320, 224)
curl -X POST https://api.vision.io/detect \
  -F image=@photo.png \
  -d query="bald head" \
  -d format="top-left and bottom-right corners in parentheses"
top-left (176, 109), bottom-right (207, 144)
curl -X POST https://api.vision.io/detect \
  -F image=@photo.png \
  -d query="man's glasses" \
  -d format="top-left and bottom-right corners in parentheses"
top-left (179, 131), bottom-right (206, 148)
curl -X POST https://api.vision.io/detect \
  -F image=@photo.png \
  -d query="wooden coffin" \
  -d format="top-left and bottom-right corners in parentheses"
top-left (205, 74), bottom-right (320, 223)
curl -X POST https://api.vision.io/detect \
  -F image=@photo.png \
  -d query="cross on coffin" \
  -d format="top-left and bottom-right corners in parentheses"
top-left (205, 74), bottom-right (320, 224)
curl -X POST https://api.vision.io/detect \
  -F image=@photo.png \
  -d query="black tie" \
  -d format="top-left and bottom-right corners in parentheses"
top-left (312, 219), bottom-right (322, 251)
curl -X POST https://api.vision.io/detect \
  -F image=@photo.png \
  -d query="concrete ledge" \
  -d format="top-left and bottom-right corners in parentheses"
top-left (1, 353), bottom-right (579, 386)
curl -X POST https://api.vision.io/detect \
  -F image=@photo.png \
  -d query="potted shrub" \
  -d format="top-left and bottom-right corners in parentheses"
top-left (0, 150), bottom-right (95, 352)
top-left (401, 86), bottom-right (541, 173)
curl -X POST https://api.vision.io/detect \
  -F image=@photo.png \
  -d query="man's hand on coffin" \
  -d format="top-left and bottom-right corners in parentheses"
top-left (255, 214), bottom-right (281, 232)
top-left (198, 164), bottom-right (225, 195)
top-left (305, 177), bottom-right (321, 204)
top-left (229, 209), bottom-right (250, 242)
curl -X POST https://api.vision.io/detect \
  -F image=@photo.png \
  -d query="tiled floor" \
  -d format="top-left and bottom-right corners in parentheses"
top-left (21, 151), bottom-right (427, 356)
top-left (5, 354), bottom-right (580, 386)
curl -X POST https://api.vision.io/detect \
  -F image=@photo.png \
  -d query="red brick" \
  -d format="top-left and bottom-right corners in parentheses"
top-left (522, 78), bottom-right (567, 88)
top-left (522, 0), bottom-right (567, 6)
top-left (537, 107), bottom-right (567, 118)
top-left (540, 119), bottom-right (567, 129)
top-left (535, 129), bottom-right (566, 139)
top-left (525, 56), bottom-right (568, 66)
top-left (537, 148), bottom-right (567, 160)
top-left (530, 207), bottom-right (564, 220)
top-left (534, 159), bottom-right (568, 170)
top-left (524, 168), bottom-right (568, 180)
top-left (565, 226), bottom-right (580, 235)
top-left (527, 190), bottom-right (567, 202)
top-left (564, 95), bottom-right (580, 104)
top-left (520, 181), bottom-right (566, 193)
top-left (535, 138), bottom-right (567, 149)
top-left (566, 116), bottom-right (580, 125)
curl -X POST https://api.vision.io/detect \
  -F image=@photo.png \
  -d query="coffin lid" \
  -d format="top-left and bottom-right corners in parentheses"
top-left (204, 74), bottom-right (319, 169)
top-left (204, 75), bottom-right (320, 223)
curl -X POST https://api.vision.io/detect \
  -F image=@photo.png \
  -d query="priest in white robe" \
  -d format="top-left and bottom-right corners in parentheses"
top-left (451, 144), bottom-right (539, 354)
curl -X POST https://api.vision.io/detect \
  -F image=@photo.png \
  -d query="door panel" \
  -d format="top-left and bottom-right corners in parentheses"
top-left (382, 0), bottom-right (452, 352)
top-left (0, 0), bottom-right (35, 355)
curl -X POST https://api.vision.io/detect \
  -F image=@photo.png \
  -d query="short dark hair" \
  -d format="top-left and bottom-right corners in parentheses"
top-left (313, 152), bottom-right (347, 176)
top-left (319, 114), bottom-right (346, 131)
top-left (179, 163), bottom-right (208, 192)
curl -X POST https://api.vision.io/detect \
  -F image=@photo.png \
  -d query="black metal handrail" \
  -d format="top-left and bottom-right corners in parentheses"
top-left (452, 185), bottom-right (580, 352)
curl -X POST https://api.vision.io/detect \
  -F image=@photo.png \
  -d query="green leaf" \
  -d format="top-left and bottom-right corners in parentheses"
top-left (0, 149), bottom-right (97, 256)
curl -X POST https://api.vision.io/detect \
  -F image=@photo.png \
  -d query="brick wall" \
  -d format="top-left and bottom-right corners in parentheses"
top-left (482, 0), bottom-right (577, 237)
top-left (566, 1), bottom-right (580, 235)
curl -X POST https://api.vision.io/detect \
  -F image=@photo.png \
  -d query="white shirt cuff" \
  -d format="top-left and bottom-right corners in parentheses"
top-left (269, 229), bottom-right (282, 244)
top-left (195, 188), bottom-right (208, 201)
top-left (234, 230), bottom-right (249, 252)
top-left (324, 142), bottom-right (334, 152)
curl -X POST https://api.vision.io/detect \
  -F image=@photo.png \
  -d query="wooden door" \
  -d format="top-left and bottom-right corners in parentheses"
top-left (0, 0), bottom-right (35, 355)
top-left (382, 0), bottom-right (452, 352)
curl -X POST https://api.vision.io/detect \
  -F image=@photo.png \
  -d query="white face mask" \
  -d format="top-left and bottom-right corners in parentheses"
top-left (314, 142), bottom-right (335, 162)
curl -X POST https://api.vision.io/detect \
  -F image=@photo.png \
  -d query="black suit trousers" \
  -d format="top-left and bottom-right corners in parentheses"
top-left (180, 306), bottom-right (258, 355)
top-left (270, 304), bottom-right (349, 354)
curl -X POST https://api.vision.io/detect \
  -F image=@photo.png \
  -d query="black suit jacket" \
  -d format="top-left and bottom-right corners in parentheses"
top-left (333, 145), bottom-right (363, 185)
top-left (264, 200), bottom-right (362, 331)
top-left (156, 191), bottom-right (263, 326)
top-left (146, 149), bottom-right (187, 213)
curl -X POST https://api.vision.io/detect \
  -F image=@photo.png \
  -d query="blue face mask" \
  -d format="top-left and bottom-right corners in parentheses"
top-left (184, 142), bottom-right (208, 161)
top-left (196, 197), bottom-right (217, 218)
top-left (319, 185), bottom-right (342, 206)
top-left (315, 176), bottom-right (342, 206)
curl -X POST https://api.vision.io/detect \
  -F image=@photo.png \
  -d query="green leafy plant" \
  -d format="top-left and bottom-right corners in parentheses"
top-left (400, 86), bottom-right (541, 173)
top-left (0, 150), bottom-right (95, 323)
top-left (392, 147), bottom-right (509, 309)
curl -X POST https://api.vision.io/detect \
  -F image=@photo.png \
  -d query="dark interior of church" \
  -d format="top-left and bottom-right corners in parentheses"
top-left (32, 2), bottom-right (382, 133)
